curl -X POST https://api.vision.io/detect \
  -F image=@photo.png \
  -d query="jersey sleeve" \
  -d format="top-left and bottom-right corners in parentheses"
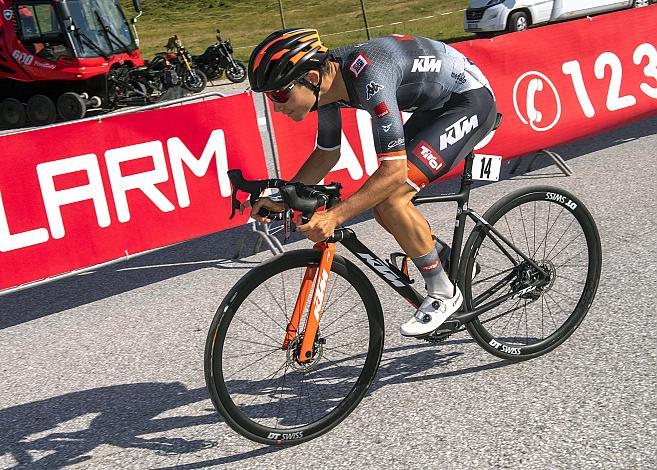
top-left (316, 103), bottom-right (342, 151)
top-left (350, 59), bottom-right (405, 162)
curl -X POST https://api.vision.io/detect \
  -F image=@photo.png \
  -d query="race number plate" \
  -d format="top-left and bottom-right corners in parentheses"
top-left (472, 154), bottom-right (502, 182)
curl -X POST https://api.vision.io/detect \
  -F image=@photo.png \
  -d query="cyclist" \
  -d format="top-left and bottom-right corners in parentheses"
top-left (246, 28), bottom-right (497, 337)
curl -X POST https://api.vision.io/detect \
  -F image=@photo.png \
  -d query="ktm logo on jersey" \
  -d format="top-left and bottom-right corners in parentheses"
top-left (411, 55), bottom-right (442, 73)
top-left (389, 34), bottom-right (413, 41)
top-left (440, 116), bottom-right (479, 150)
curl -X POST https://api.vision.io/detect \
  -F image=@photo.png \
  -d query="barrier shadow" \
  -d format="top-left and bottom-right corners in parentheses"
top-left (0, 224), bottom-right (265, 330)
top-left (0, 339), bottom-right (509, 469)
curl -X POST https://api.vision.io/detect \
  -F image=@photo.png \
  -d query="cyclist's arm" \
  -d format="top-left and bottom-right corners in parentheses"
top-left (291, 147), bottom-right (341, 184)
top-left (327, 159), bottom-right (406, 225)
top-left (292, 103), bottom-right (342, 184)
top-left (248, 105), bottom-right (341, 219)
top-left (327, 68), bottom-right (408, 224)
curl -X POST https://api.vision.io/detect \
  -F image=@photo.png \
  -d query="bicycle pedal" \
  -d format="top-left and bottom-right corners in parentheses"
top-left (388, 252), bottom-right (414, 284)
top-left (423, 331), bottom-right (452, 343)
top-left (434, 319), bottom-right (461, 334)
top-left (416, 318), bottom-right (461, 343)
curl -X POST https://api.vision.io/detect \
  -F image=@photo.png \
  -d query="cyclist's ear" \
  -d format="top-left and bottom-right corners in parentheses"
top-left (306, 70), bottom-right (321, 86)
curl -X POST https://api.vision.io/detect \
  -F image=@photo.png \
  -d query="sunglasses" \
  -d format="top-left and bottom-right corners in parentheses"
top-left (266, 82), bottom-right (296, 103)
top-left (265, 77), bottom-right (316, 103)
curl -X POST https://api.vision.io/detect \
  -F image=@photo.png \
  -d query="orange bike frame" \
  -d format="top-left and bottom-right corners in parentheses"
top-left (281, 242), bottom-right (335, 362)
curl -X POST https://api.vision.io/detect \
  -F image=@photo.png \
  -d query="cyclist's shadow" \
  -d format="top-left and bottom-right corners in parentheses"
top-left (0, 382), bottom-right (219, 469)
top-left (224, 338), bottom-right (512, 427)
top-left (369, 339), bottom-right (511, 392)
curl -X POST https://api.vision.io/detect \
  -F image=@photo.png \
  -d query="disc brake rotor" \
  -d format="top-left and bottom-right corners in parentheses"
top-left (286, 334), bottom-right (324, 372)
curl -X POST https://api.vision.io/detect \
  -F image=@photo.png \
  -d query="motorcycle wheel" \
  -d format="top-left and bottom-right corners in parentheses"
top-left (226, 61), bottom-right (247, 83)
top-left (183, 69), bottom-right (208, 93)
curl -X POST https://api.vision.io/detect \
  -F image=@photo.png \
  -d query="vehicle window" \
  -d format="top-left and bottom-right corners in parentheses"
top-left (18, 4), bottom-right (62, 39)
top-left (16, 3), bottom-right (72, 61)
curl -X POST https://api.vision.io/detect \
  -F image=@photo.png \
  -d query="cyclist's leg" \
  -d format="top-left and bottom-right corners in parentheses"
top-left (373, 184), bottom-right (434, 257)
top-left (373, 205), bottom-right (435, 240)
top-left (373, 87), bottom-right (497, 258)
top-left (397, 88), bottom-right (496, 335)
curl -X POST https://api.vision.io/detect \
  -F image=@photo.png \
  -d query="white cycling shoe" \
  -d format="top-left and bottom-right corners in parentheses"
top-left (400, 288), bottom-right (463, 337)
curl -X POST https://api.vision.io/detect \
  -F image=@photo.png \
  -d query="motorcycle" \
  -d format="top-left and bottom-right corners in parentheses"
top-left (162, 35), bottom-right (208, 93)
top-left (107, 57), bottom-right (180, 107)
top-left (132, 56), bottom-right (180, 97)
top-left (193, 30), bottom-right (247, 83)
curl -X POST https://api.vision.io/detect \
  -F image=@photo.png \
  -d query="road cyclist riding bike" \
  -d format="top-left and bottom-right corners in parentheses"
top-left (204, 28), bottom-right (602, 444)
top-left (247, 28), bottom-right (498, 337)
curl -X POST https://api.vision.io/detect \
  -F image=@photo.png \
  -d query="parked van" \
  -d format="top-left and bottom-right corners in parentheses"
top-left (464, 0), bottom-right (652, 35)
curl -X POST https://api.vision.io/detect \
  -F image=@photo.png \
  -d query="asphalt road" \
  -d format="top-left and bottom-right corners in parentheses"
top-left (1, 111), bottom-right (656, 468)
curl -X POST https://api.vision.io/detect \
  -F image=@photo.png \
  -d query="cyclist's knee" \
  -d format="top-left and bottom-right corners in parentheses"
top-left (377, 192), bottom-right (411, 214)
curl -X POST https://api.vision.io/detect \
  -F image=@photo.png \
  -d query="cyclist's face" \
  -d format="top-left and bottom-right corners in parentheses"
top-left (271, 75), bottom-right (318, 121)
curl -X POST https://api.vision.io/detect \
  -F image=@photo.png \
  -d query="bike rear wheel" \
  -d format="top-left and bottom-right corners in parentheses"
top-left (460, 186), bottom-right (602, 360)
top-left (205, 249), bottom-right (384, 445)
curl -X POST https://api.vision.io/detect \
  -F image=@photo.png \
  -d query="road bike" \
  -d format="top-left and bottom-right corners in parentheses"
top-left (204, 122), bottom-right (602, 445)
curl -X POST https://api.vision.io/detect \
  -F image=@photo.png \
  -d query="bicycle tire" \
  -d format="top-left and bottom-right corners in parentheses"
top-left (459, 185), bottom-right (602, 360)
top-left (205, 249), bottom-right (385, 445)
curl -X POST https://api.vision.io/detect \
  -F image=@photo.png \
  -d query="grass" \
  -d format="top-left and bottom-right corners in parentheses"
top-left (120, 0), bottom-right (472, 62)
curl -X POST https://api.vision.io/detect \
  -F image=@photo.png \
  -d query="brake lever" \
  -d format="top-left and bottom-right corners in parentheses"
top-left (229, 183), bottom-right (241, 220)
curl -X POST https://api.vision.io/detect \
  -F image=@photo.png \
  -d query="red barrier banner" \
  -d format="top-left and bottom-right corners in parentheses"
top-left (0, 93), bottom-right (268, 291)
top-left (271, 6), bottom-right (657, 193)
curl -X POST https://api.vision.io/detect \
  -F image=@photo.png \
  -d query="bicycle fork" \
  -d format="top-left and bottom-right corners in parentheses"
top-left (282, 242), bottom-right (335, 363)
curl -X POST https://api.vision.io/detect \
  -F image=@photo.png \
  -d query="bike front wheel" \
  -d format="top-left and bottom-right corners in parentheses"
top-left (205, 249), bottom-right (384, 445)
top-left (183, 69), bottom-right (208, 92)
top-left (460, 186), bottom-right (602, 360)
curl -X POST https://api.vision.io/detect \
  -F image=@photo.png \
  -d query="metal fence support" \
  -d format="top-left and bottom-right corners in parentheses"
top-left (234, 221), bottom-right (285, 258)
top-left (510, 149), bottom-right (573, 177)
top-left (262, 93), bottom-right (281, 178)
top-left (277, 0), bottom-right (286, 28)
top-left (359, 0), bottom-right (372, 40)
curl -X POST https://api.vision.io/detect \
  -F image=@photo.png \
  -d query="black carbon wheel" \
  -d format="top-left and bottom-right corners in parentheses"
top-left (205, 249), bottom-right (384, 445)
top-left (460, 186), bottom-right (602, 360)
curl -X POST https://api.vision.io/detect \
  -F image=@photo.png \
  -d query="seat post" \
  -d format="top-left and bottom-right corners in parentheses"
top-left (459, 152), bottom-right (475, 194)
top-left (447, 152), bottom-right (476, 285)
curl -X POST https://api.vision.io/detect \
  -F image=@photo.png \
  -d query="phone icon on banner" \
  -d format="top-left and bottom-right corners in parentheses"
top-left (527, 78), bottom-right (543, 124)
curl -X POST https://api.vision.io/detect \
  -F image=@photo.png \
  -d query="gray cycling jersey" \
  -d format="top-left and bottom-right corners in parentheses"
top-left (316, 35), bottom-right (491, 159)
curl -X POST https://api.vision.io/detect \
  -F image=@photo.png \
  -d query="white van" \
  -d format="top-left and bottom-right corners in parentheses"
top-left (464, 0), bottom-right (652, 35)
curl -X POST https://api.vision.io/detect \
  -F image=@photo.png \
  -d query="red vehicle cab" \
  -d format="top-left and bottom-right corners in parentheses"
top-left (0, 0), bottom-right (144, 127)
